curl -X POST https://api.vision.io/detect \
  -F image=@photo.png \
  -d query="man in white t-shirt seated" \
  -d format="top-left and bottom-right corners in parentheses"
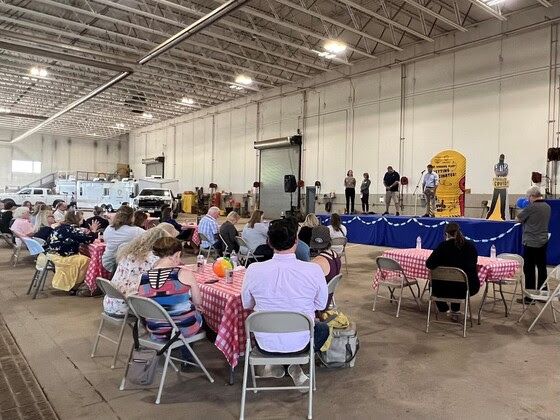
top-left (242, 217), bottom-right (329, 390)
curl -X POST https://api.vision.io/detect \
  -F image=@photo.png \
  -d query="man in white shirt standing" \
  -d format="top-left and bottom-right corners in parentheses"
top-left (242, 218), bottom-right (328, 390)
top-left (422, 164), bottom-right (439, 217)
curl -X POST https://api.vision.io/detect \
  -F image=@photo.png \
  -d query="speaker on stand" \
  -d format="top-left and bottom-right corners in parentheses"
top-left (284, 174), bottom-right (297, 216)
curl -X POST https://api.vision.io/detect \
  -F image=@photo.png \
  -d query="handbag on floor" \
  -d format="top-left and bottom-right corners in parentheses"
top-left (318, 321), bottom-right (359, 368)
top-left (126, 322), bottom-right (181, 386)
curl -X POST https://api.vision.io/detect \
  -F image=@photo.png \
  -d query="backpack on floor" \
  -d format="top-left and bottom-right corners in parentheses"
top-left (318, 321), bottom-right (359, 368)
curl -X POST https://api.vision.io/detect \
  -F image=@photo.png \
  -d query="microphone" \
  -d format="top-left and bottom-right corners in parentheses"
top-left (421, 170), bottom-right (425, 174)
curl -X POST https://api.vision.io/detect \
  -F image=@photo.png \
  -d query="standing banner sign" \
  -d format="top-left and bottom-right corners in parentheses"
top-left (430, 150), bottom-right (466, 217)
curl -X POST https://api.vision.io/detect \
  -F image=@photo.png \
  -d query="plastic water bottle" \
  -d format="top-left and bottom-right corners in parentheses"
top-left (416, 236), bottom-right (422, 249)
top-left (230, 251), bottom-right (239, 267)
top-left (196, 254), bottom-right (205, 271)
top-left (490, 245), bottom-right (496, 259)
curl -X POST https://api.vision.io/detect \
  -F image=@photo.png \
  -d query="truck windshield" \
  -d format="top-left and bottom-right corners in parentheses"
top-left (139, 189), bottom-right (170, 197)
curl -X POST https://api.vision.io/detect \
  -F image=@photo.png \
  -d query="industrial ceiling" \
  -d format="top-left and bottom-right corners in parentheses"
top-left (0, 0), bottom-right (548, 140)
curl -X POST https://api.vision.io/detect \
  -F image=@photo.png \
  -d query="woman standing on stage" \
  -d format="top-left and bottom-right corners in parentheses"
top-left (360, 173), bottom-right (371, 213)
top-left (344, 170), bottom-right (356, 214)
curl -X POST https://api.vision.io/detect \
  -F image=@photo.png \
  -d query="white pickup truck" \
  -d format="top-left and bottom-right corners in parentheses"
top-left (0, 188), bottom-right (69, 207)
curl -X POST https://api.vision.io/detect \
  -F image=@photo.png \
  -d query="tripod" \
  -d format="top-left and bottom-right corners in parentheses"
top-left (413, 171), bottom-right (425, 216)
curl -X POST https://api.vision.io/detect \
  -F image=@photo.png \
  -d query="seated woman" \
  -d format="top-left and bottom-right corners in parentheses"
top-left (32, 209), bottom-right (55, 244)
top-left (103, 223), bottom-right (177, 317)
top-left (11, 207), bottom-right (35, 238)
top-left (102, 206), bottom-right (144, 273)
top-left (242, 210), bottom-right (268, 252)
top-left (82, 206), bottom-right (110, 231)
top-left (298, 213), bottom-right (319, 246)
top-left (133, 210), bottom-right (148, 229)
top-left (48, 211), bottom-right (100, 294)
top-left (328, 213), bottom-right (347, 255)
top-left (219, 211), bottom-right (240, 255)
top-left (30, 202), bottom-right (46, 225)
top-left (137, 237), bottom-right (203, 341)
top-left (426, 223), bottom-right (480, 320)
top-left (312, 226), bottom-right (342, 310)
top-left (160, 207), bottom-right (194, 241)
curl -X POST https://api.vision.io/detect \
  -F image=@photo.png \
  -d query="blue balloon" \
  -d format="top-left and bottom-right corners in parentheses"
top-left (516, 197), bottom-right (529, 209)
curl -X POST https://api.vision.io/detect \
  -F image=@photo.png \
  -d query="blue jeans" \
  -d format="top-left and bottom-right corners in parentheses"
top-left (257, 321), bottom-right (330, 355)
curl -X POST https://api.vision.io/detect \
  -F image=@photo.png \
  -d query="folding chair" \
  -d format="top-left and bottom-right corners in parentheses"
top-left (426, 267), bottom-right (473, 338)
top-left (477, 253), bottom-right (524, 324)
top-left (236, 236), bottom-right (263, 267)
top-left (9, 229), bottom-right (24, 266)
top-left (330, 237), bottom-right (348, 274)
top-left (240, 311), bottom-right (315, 420)
top-left (373, 256), bottom-right (421, 318)
top-left (219, 233), bottom-right (230, 256)
top-left (23, 238), bottom-right (56, 299)
top-left (197, 232), bottom-right (217, 260)
top-left (517, 265), bottom-right (560, 332)
top-left (1, 232), bottom-right (14, 247)
top-left (327, 273), bottom-right (343, 310)
top-left (91, 278), bottom-right (136, 369)
top-left (120, 295), bottom-right (214, 404)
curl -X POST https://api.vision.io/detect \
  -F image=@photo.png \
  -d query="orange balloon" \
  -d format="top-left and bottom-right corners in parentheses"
top-left (212, 257), bottom-right (234, 278)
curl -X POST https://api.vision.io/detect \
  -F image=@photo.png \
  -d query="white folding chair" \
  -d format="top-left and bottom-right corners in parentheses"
top-left (120, 295), bottom-right (214, 404)
top-left (426, 267), bottom-right (473, 338)
top-left (373, 256), bottom-right (421, 318)
top-left (330, 237), bottom-right (348, 274)
top-left (327, 273), bottom-right (343, 310)
top-left (91, 278), bottom-right (136, 369)
top-left (240, 311), bottom-right (315, 420)
top-left (517, 265), bottom-right (560, 332)
top-left (23, 238), bottom-right (55, 299)
top-left (219, 233), bottom-right (230, 256)
top-left (477, 253), bottom-right (524, 324)
top-left (198, 231), bottom-right (217, 260)
top-left (236, 236), bottom-right (263, 267)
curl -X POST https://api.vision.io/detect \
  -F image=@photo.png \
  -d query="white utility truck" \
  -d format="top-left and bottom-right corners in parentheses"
top-left (132, 177), bottom-right (179, 215)
top-left (76, 179), bottom-right (137, 211)
top-left (0, 188), bottom-right (69, 206)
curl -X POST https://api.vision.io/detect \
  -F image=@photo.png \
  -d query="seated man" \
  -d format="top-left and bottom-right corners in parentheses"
top-left (198, 206), bottom-right (222, 254)
top-left (242, 218), bottom-right (329, 389)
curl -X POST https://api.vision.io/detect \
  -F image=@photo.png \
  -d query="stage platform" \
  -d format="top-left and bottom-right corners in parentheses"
top-left (318, 203), bottom-right (559, 266)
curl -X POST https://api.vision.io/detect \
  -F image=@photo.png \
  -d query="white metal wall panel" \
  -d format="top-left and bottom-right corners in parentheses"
top-left (352, 104), bottom-right (380, 194)
top-left (454, 41), bottom-right (501, 86)
top-left (319, 110), bottom-right (347, 193)
top-left (501, 28), bottom-right (550, 75)
top-left (215, 112), bottom-right (232, 190)
top-left (378, 99), bottom-right (402, 192)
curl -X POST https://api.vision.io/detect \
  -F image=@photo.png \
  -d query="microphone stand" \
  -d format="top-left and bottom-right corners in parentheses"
top-left (413, 171), bottom-right (425, 216)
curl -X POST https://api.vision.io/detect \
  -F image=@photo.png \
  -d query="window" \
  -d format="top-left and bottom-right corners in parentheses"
top-left (12, 160), bottom-right (41, 174)
top-left (18, 189), bottom-right (31, 195)
top-left (33, 189), bottom-right (44, 195)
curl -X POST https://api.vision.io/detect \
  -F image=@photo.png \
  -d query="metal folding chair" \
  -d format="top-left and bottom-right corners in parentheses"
top-left (330, 237), bottom-right (349, 274)
top-left (91, 278), bottom-right (136, 369)
top-left (477, 253), bottom-right (524, 324)
top-left (0, 232), bottom-right (14, 247)
top-left (240, 311), bottom-right (315, 420)
top-left (426, 267), bottom-right (473, 338)
top-left (517, 265), bottom-right (560, 332)
top-left (327, 273), bottom-right (343, 310)
top-left (120, 295), bottom-right (214, 404)
top-left (219, 233), bottom-right (230, 256)
top-left (197, 231), bottom-right (217, 260)
top-left (236, 236), bottom-right (263, 267)
top-left (23, 238), bottom-right (55, 299)
top-left (373, 256), bottom-right (421, 317)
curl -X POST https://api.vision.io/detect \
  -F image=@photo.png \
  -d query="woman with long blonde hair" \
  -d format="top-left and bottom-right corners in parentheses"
top-left (298, 213), bottom-right (319, 246)
top-left (103, 223), bottom-right (176, 316)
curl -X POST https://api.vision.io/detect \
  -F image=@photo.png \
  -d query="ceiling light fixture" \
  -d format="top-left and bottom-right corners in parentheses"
top-left (235, 74), bottom-right (252, 85)
top-left (317, 51), bottom-right (336, 59)
top-left (30, 66), bottom-right (48, 78)
top-left (0, 107), bottom-right (11, 114)
top-left (485, 0), bottom-right (505, 5)
top-left (142, 112), bottom-right (153, 119)
top-left (229, 84), bottom-right (244, 91)
top-left (114, 123), bottom-right (125, 129)
top-left (323, 40), bottom-right (347, 54)
top-left (181, 97), bottom-right (195, 105)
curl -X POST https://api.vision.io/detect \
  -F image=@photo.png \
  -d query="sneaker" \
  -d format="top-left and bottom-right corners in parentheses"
top-left (257, 364), bottom-right (285, 378)
top-left (287, 364), bottom-right (309, 393)
top-left (382, 212), bottom-right (389, 215)
top-left (396, 212), bottom-right (400, 216)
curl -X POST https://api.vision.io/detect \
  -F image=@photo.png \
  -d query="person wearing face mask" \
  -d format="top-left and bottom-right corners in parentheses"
top-left (344, 170), bottom-right (356, 214)
top-left (425, 223), bottom-right (480, 321)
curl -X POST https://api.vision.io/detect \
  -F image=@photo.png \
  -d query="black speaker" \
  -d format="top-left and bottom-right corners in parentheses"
top-left (548, 147), bottom-right (560, 161)
top-left (284, 174), bottom-right (297, 193)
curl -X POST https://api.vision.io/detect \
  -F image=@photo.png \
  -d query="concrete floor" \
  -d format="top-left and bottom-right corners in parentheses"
top-left (0, 242), bottom-right (559, 420)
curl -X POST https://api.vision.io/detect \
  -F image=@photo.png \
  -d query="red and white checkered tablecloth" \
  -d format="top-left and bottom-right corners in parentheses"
top-left (187, 264), bottom-right (248, 368)
top-left (83, 242), bottom-right (112, 292)
top-left (183, 223), bottom-right (200, 246)
top-left (373, 248), bottom-right (520, 289)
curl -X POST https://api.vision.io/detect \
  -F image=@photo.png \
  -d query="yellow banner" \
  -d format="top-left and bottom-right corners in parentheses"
top-left (430, 150), bottom-right (466, 217)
